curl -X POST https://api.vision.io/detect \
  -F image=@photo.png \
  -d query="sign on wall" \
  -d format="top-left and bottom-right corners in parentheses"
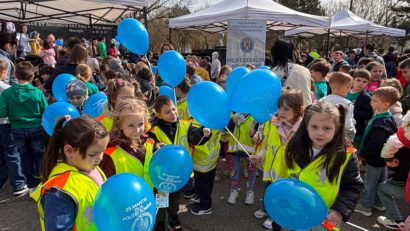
top-left (226, 19), bottom-right (266, 68)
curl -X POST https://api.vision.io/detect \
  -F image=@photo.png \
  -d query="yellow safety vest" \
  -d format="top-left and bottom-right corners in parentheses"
top-left (31, 162), bottom-right (106, 231)
top-left (96, 116), bottom-right (113, 132)
top-left (149, 120), bottom-right (191, 153)
top-left (228, 115), bottom-right (256, 154)
top-left (269, 145), bottom-right (353, 208)
top-left (260, 120), bottom-right (282, 182)
top-left (104, 139), bottom-right (155, 189)
top-left (177, 98), bottom-right (191, 121)
top-left (190, 122), bottom-right (221, 173)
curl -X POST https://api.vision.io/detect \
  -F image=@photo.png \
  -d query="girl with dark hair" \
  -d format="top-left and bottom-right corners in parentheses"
top-left (31, 116), bottom-right (109, 231)
top-left (270, 39), bottom-right (312, 107)
top-left (265, 102), bottom-right (362, 230)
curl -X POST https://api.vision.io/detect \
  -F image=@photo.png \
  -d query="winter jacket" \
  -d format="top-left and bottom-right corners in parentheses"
top-left (211, 52), bottom-right (221, 80)
top-left (353, 90), bottom-right (373, 137)
top-left (296, 152), bottom-right (363, 222)
top-left (0, 49), bottom-right (16, 85)
top-left (401, 82), bottom-right (410, 115)
top-left (147, 118), bottom-right (210, 145)
top-left (0, 83), bottom-right (48, 128)
top-left (360, 115), bottom-right (397, 167)
top-left (387, 147), bottom-right (410, 184)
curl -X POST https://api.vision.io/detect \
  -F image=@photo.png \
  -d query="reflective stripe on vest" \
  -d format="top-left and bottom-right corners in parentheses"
top-left (104, 139), bottom-right (155, 189)
top-left (32, 162), bottom-right (106, 231)
top-left (270, 145), bottom-right (353, 208)
top-left (149, 120), bottom-right (190, 152)
top-left (190, 129), bottom-right (221, 173)
top-left (96, 116), bottom-right (113, 132)
top-left (228, 115), bottom-right (256, 154)
top-left (261, 121), bottom-right (283, 182)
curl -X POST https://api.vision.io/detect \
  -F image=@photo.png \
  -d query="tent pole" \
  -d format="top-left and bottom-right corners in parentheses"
top-left (89, 14), bottom-right (95, 57)
top-left (168, 28), bottom-right (172, 44)
top-left (143, 6), bottom-right (148, 30)
top-left (326, 29), bottom-right (330, 59)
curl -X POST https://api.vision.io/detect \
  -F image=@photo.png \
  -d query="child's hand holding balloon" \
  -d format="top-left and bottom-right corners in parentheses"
top-left (203, 128), bottom-right (211, 137)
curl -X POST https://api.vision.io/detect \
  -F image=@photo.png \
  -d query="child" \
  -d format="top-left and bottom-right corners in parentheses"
top-left (99, 78), bottom-right (143, 132)
top-left (399, 58), bottom-right (410, 114)
top-left (175, 77), bottom-right (192, 121)
top-left (347, 69), bottom-right (373, 148)
top-left (380, 79), bottom-right (403, 126)
top-left (364, 61), bottom-right (384, 95)
top-left (148, 96), bottom-right (211, 230)
top-left (376, 111), bottom-right (410, 229)
top-left (330, 50), bottom-right (348, 72)
top-left (268, 101), bottom-right (362, 229)
top-left (100, 98), bottom-right (155, 188)
top-left (319, 72), bottom-right (355, 142)
top-left (0, 61), bottom-right (48, 191)
top-left (226, 112), bottom-right (257, 205)
top-left (355, 86), bottom-right (400, 217)
top-left (31, 116), bottom-right (109, 230)
top-left (309, 61), bottom-right (330, 100)
top-left (339, 64), bottom-right (351, 74)
top-left (75, 63), bottom-right (99, 96)
top-left (66, 79), bottom-right (88, 113)
top-left (250, 89), bottom-right (304, 230)
top-left (0, 59), bottom-right (27, 197)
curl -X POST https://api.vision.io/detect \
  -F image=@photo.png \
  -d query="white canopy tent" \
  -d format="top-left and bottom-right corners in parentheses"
top-left (169, 0), bottom-right (331, 32)
top-left (0, 0), bottom-right (146, 25)
top-left (285, 10), bottom-right (406, 37)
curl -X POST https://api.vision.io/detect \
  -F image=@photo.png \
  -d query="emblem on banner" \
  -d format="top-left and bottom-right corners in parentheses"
top-left (240, 37), bottom-right (254, 53)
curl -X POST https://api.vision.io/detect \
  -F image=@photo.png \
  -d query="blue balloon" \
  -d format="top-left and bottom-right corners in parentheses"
top-left (263, 179), bottom-right (327, 230)
top-left (149, 145), bottom-right (193, 193)
top-left (251, 104), bottom-right (278, 124)
top-left (52, 74), bottom-right (76, 102)
top-left (157, 51), bottom-right (186, 87)
top-left (117, 18), bottom-right (149, 55)
top-left (259, 65), bottom-right (270, 69)
top-left (151, 66), bottom-right (158, 76)
top-left (226, 67), bottom-right (250, 98)
top-left (187, 81), bottom-right (231, 129)
top-left (93, 173), bottom-right (156, 231)
top-left (158, 86), bottom-right (176, 105)
top-left (84, 93), bottom-right (107, 118)
top-left (55, 39), bottom-right (63, 46)
top-left (230, 69), bottom-right (281, 118)
top-left (42, 102), bottom-right (80, 136)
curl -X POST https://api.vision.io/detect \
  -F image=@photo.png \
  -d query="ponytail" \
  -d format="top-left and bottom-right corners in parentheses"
top-left (41, 117), bottom-right (66, 183)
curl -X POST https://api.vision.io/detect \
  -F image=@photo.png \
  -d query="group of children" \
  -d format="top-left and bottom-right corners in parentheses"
top-left (1, 36), bottom-right (410, 231)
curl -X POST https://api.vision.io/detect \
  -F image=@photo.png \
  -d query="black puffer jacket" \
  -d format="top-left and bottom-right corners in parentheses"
top-left (148, 118), bottom-right (210, 146)
top-left (353, 91), bottom-right (373, 137)
top-left (359, 116), bottom-right (397, 167)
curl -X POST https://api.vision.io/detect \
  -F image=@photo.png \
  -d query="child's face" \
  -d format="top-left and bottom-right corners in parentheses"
top-left (371, 95), bottom-right (389, 112)
top-left (65, 136), bottom-right (109, 172)
top-left (352, 77), bottom-right (368, 92)
top-left (307, 112), bottom-right (336, 150)
top-left (370, 66), bottom-right (383, 81)
top-left (157, 103), bottom-right (178, 123)
top-left (113, 86), bottom-right (135, 108)
top-left (41, 73), bottom-right (50, 82)
top-left (69, 95), bottom-right (87, 108)
top-left (310, 70), bottom-right (323, 82)
top-left (278, 103), bottom-right (297, 125)
top-left (401, 67), bottom-right (410, 82)
top-left (120, 112), bottom-right (145, 141)
top-left (0, 70), bottom-right (7, 81)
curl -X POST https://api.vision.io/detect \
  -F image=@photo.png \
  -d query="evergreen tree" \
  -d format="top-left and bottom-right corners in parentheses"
top-left (278, 0), bottom-right (325, 16)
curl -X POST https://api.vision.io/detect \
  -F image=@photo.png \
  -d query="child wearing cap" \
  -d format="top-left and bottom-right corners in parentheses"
top-left (66, 79), bottom-right (88, 113)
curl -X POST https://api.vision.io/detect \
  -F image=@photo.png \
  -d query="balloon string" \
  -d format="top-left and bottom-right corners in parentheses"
top-left (224, 127), bottom-right (251, 157)
top-left (197, 135), bottom-right (206, 146)
top-left (173, 87), bottom-right (177, 108)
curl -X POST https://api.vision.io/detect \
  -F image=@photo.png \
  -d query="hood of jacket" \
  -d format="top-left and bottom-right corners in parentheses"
top-left (10, 83), bottom-right (37, 104)
top-left (212, 52), bottom-right (219, 60)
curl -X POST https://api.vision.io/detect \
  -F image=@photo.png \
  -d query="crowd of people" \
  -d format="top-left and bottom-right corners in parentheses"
top-left (0, 23), bottom-right (409, 231)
